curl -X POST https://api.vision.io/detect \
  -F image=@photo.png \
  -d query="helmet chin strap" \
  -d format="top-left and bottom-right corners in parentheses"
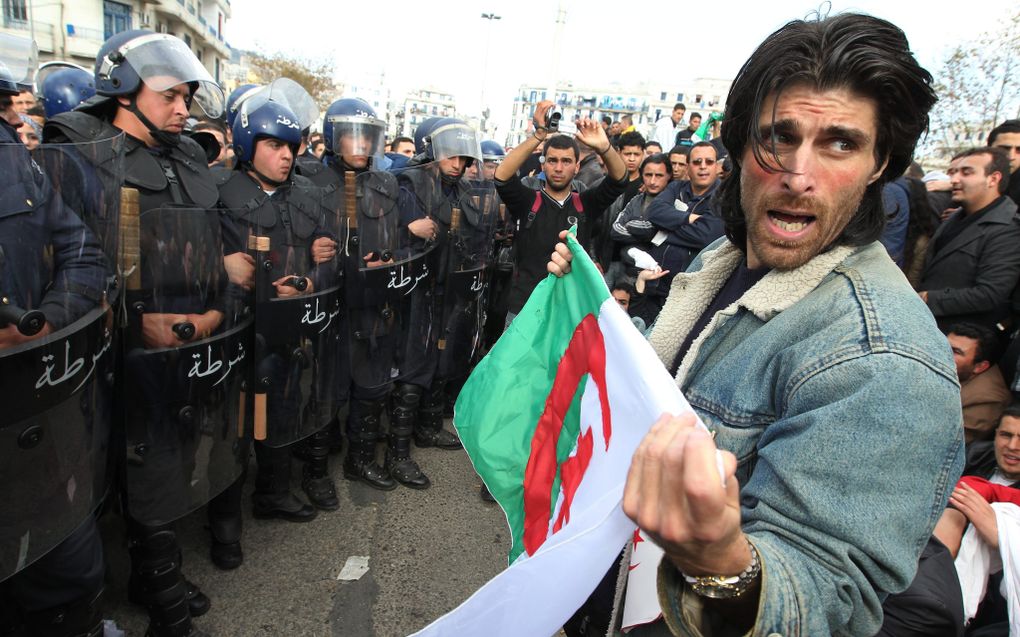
top-left (244, 161), bottom-right (289, 189)
top-left (127, 96), bottom-right (181, 148)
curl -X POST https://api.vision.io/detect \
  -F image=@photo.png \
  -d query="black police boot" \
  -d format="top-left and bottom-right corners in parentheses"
top-left (301, 427), bottom-right (340, 511)
top-left (252, 443), bottom-right (317, 523)
top-left (207, 475), bottom-right (244, 570)
top-left (22, 587), bottom-right (105, 637)
top-left (342, 399), bottom-right (396, 491)
top-left (127, 527), bottom-right (210, 637)
top-left (414, 404), bottom-right (462, 450)
top-left (386, 388), bottom-right (430, 490)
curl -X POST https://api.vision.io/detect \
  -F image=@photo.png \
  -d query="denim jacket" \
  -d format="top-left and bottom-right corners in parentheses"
top-left (643, 239), bottom-right (964, 636)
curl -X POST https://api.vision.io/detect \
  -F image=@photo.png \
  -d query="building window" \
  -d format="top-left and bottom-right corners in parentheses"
top-left (183, 33), bottom-right (192, 48)
top-left (102, 0), bottom-right (132, 38)
top-left (3, 0), bottom-right (27, 27)
top-left (660, 92), bottom-right (667, 101)
top-left (677, 93), bottom-right (683, 102)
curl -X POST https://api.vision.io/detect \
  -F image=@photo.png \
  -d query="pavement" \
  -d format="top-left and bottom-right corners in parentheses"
top-left (101, 430), bottom-right (511, 637)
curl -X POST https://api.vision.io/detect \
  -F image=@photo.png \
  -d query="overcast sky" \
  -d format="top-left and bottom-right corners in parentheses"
top-left (228, 0), bottom-right (1014, 130)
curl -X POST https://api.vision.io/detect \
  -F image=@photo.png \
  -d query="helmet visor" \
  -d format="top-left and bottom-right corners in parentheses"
top-left (430, 123), bottom-right (482, 164)
top-left (0, 33), bottom-right (38, 90)
top-left (260, 78), bottom-right (319, 131)
top-left (121, 33), bottom-right (224, 117)
top-left (34, 61), bottom-right (90, 90)
top-left (328, 115), bottom-right (385, 158)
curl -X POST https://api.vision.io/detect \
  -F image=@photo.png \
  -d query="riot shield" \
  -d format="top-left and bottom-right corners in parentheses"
top-left (339, 170), bottom-right (426, 390)
top-left (389, 164), bottom-right (451, 386)
top-left (121, 205), bottom-right (251, 526)
top-left (0, 134), bottom-right (123, 581)
top-left (436, 179), bottom-right (500, 379)
top-left (226, 192), bottom-right (343, 448)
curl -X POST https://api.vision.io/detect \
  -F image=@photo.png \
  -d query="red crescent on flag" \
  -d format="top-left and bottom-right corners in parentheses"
top-left (522, 313), bottom-right (613, 556)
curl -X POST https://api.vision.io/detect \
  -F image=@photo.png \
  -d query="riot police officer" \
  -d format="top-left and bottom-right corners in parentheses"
top-left (207, 93), bottom-right (342, 568)
top-left (392, 117), bottom-right (498, 486)
top-left (45, 30), bottom-right (245, 637)
top-left (0, 32), bottom-right (116, 637)
top-left (298, 97), bottom-right (424, 492)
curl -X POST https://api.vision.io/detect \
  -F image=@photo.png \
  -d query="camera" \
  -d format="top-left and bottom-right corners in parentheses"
top-left (548, 112), bottom-right (562, 132)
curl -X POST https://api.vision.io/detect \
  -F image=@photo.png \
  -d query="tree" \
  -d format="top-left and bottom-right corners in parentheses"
top-left (926, 10), bottom-right (1020, 162)
top-left (246, 51), bottom-right (336, 111)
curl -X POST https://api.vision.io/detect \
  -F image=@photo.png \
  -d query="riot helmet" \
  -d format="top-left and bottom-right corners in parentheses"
top-left (412, 117), bottom-right (443, 157)
top-left (232, 95), bottom-right (302, 187)
top-left (226, 82), bottom-right (260, 130)
top-left (0, 33), bottom-right (38, 96)
top-left (322, 97), bottom-right (385, 169)
top-left (249, 78), bottom-right (319, 132)
top-left (94, 30), bottom-right (224, 118)
top-left (37, 63), bottom-right (95, 118)
top-left (480, 140), bottom-right (505, 162)
top-left (418, 117), bottom-right (482, 166)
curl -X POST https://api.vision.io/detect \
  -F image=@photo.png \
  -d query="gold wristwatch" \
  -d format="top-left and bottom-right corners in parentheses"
top-left (681, 539), bottom-right (760, 599)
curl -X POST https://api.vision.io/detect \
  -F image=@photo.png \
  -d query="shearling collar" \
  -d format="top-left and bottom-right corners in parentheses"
top-left (648, 239), bottom-right (857, 385)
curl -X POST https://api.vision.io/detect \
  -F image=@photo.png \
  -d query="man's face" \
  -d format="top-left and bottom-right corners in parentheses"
top-left (669, 153), bottom-right (688, 180)
top-left (252, 137), bottom-right (293, 184)
top-left (338, 133), bottom-right (372, 169)
top-left (740, 85), bottom-right (886, 270)
top-left (948, 154), bottom-right (999, 210)
top-left (644, 144), bottom-right (661, 158)
top-left (543, 146), bottom-right (579, 190)
top-left (13, 90), bottom-right (35, 114)
top-left (642, 161), bottom-right (670, 195)
top-left (464, 162), bottom-right (479, 180)
top-left (992, 132), bottom-right (1020, 174)
top-left (0, 96), bottom-right (20, 126)
top-left (438, 156), bottom-right (467, 180)
top-left (312, 141), bottom-right (325, 158)
top-left (688, 116), bottom-right (701, 131)
top-left (609, 122), bottom-right (622, 136)
top-left (393, 140), bottom-right (415, 157)
top-left (612, 289), bottom-right (631, 310)
top-left (620, 145), bottom-right (644, 175)
top-left (133, 81), bottom-right (190, 134)
top-left (995, 415), bottom-right (1020, 481)
top-left (483, 160), bottom-right (498, 180)
top-left (948, 332), bottom-right (988, 382)
top-left (688, 146), bottom-right (718, 191)
top-left (672, 107), bottom-right (685, 125)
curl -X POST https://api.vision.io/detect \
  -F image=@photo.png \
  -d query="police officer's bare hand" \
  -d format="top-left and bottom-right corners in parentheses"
top-left (363, 253), bottom-right (395, 268)
top-left (186, 310), bottom-right (223, 340)
top-left (547, 230), bottom-right (574, 277)
top-left (622, 412), bottom-right (749, 577)
top-left (409, 218), bottom-right (438, 240)
top-left (273, 276), bottom-right (312, 298)
top-left (223, 252), bottom-right (255, 290)
top-left (0, 322), bottom-right (52, 350)
top-left (142, 313), bottom-right (191, 349)
top-left (311, 237), bottom-right (337, 264)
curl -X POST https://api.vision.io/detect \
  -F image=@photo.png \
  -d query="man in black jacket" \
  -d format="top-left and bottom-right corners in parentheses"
top-left (919, 147), bottom-right (1020, 329)
top-left (988, 119), bottom-right (1020, 206)
top-left (494, 100), bottom-right (627, 323)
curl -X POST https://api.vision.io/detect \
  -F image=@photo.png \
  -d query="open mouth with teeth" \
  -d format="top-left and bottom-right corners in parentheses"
top-left (767, 210), bottom-right (816, 236)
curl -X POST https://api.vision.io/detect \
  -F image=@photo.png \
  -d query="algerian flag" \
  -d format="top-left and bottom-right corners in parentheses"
top-left (410, 231), bottom-right (705, 636)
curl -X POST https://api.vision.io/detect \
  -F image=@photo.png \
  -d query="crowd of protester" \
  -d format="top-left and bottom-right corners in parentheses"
top-left (4, 18), bottom-right (1020, 636)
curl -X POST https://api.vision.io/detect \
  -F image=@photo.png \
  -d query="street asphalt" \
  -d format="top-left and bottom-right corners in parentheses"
top-left (101, 427), bottom-right (513, 637)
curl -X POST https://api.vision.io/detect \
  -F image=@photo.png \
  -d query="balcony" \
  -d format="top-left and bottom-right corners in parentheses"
top-left (150, 0), bottom-right (230, 57)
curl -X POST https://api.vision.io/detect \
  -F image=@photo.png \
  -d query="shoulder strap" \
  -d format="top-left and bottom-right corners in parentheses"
top-left (571, 192), bottom-right (584, 213)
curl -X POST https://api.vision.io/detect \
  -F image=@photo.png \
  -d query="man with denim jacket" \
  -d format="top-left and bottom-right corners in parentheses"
top-left (550, 13), bottom-right (964, 637)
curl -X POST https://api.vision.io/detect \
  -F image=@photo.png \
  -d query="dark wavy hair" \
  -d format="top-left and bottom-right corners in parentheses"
top-left (718, 13), bottom-right (938, 251)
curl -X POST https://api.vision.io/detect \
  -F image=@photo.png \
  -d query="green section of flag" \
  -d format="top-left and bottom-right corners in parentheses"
top-left (453, 230), bottom-right (610, 562)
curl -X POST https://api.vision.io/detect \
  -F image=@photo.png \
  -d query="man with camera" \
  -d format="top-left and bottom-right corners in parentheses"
top-left (493, 101), bottom-right (627, 324)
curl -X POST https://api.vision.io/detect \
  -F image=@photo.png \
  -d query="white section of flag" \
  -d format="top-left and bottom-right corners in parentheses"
top-left (411, 298), bottom-right (700, 637)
